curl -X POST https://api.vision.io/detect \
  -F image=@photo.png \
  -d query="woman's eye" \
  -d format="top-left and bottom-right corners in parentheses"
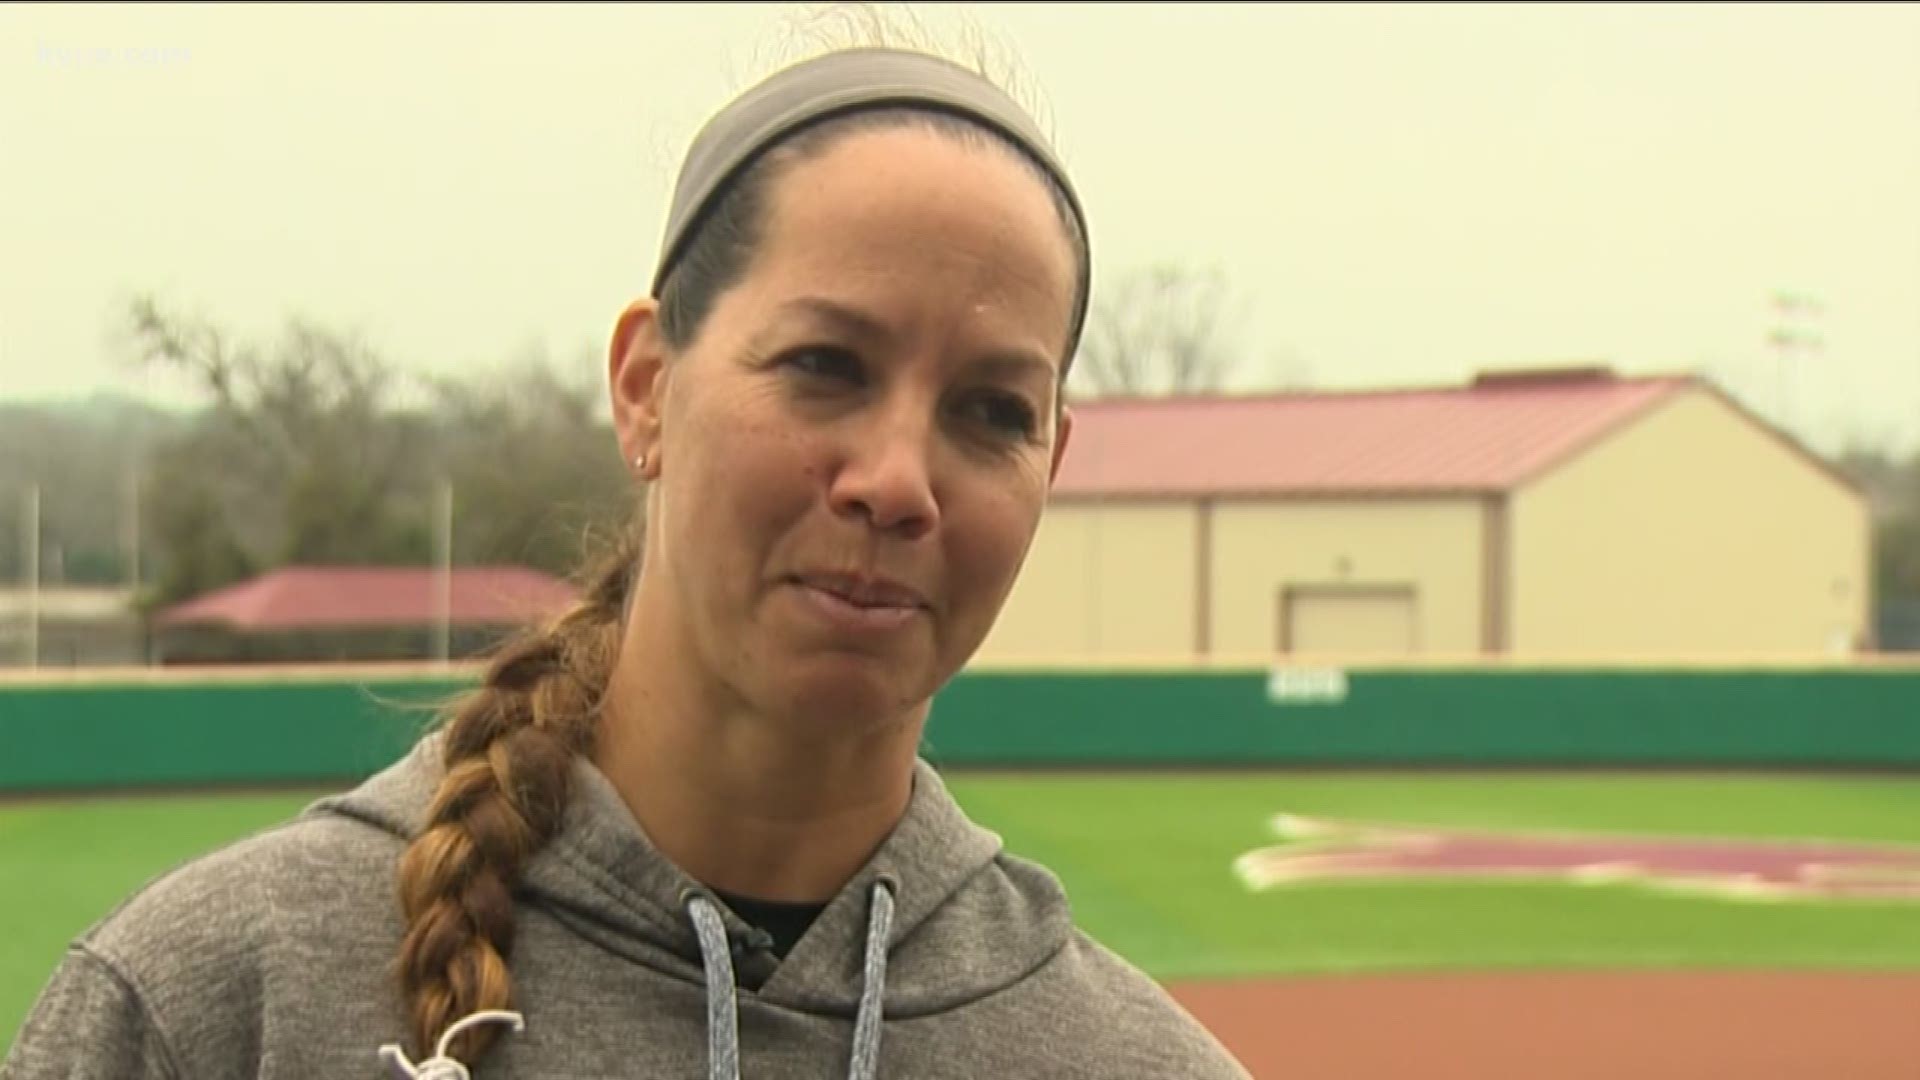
top-left (782, 346), bottom-right (864, 384)
top-left (963, 391), bottom-right (1039, 439)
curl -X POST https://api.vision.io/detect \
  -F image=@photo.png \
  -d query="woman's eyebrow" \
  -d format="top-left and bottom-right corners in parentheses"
top-left (774, 296), bottom-right (895, 345)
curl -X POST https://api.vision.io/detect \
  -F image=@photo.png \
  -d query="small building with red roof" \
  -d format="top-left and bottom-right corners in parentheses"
top-left (152, 565), bottom-right (579, 664)
top-left (978, 366), bottom-right (1870, 662)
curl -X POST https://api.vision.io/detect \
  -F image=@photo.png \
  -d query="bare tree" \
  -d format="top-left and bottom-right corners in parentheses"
top-left (423, 345), bottom-right (633, 576)
top-left (122, 295), bottom-right (430, 603)
top-left (1068, 264), bottom-right (1244, 399)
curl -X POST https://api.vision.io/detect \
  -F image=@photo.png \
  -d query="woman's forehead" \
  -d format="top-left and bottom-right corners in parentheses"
top-left (745, 130), bottom-right (1078, 323)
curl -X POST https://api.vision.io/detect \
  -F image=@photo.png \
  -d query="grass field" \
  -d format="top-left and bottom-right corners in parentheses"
top-left (952, 772), bottom-right (1920, 979)
top-left (6, 772), bottom-right (1920, 1046)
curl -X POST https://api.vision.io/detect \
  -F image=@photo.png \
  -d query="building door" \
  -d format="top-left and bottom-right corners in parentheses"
top-left (1281, 585), bottom-right (1419, 656)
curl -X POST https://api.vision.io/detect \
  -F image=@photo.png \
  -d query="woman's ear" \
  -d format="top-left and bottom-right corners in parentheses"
top-left (609, 299), bottom-right (670, 478)
top-left (1048, 405), bottom-right (1074, 486)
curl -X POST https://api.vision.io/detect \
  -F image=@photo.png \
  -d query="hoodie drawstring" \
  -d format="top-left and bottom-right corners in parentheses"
top-left (846, 880), bottom-right (896, 1080)
top-left (687, 894), bottom-right (744, 1080)
top-left (685, 879), bottom-right (896, 1080)
top-left (379, 1010), bottom-right (526, 1080)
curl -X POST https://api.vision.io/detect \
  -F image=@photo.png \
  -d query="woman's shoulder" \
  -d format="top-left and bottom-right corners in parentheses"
top-left (22, 806), bottom-right (414, 1076)
top-left (82, 802), bottom-right (407, 969)
top-left (1038, 928), bottom-right (1254, 1079)
top-left (936, 844), bottom-right (1249, 1076)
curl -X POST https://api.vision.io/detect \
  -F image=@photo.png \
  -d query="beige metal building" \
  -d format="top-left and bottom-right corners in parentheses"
top-left (977, 367), bottom-right (1871, 664)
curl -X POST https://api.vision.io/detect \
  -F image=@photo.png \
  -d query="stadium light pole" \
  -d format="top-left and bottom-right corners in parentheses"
top-left (432, 478), bottom-right (452, 666)
top-left (1768, 291), bottom-right (1824, 435)
top-left (124, 465), bottom-right (141, 597)
top-left (24, 484), bottom-right (40, 669)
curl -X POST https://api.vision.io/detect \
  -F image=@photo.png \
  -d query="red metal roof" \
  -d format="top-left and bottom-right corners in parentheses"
top-left (155, 566), bottom-right (580, 632)
top-left (1053, 371), bottom-right (1694, 498)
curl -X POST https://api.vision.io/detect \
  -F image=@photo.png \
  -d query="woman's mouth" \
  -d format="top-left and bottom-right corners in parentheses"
top-left (788, 572), bottom-right (928, 633)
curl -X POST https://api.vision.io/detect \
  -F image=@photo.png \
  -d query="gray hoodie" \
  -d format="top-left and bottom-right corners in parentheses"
top-left (4, 734), bottom-right (1250, 1079)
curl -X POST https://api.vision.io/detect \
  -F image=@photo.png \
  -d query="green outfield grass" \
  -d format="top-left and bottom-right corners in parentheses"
top-left (946, 772), bottom-right (1920, 980)
top-left (6, 772), bottom-right (1920, 1046)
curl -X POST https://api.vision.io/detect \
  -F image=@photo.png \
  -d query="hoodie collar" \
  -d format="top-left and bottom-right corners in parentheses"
top-left (529, 750), bottom-right (1009, 1010)
top-left (313, 732), bottom-right (1062, 1018)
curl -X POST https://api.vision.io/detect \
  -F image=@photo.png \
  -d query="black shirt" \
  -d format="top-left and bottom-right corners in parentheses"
top-left (714, 889), bottom-right (830, 960)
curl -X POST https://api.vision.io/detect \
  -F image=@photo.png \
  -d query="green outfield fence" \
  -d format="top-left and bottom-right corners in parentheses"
top-left (3, 659), bottom-right (1920, 793)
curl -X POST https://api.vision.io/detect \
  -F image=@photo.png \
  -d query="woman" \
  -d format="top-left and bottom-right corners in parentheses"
top-left (5, 44), bottom-right (1251, 1080)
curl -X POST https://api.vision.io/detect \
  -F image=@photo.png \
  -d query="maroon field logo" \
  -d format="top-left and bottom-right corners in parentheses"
top-left (1233, 814), bottom-right (1920, 902)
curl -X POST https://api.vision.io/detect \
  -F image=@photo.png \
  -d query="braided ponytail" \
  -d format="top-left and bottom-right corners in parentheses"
top-left (391, 521), bottom-right (639, 1064)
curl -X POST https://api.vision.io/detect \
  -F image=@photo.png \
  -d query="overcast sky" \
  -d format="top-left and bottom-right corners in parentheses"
top-left (4, 3), bottom-right (1917, 455)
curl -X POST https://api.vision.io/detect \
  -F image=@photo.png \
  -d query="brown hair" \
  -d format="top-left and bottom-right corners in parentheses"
top-left (388, 35), bottom-right (1089, 1070)
top-left (392, 522), bottom-right (635, 1062)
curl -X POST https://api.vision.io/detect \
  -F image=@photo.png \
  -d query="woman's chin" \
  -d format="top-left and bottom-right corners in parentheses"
top-left (762, 655), bottom-right (936, 732)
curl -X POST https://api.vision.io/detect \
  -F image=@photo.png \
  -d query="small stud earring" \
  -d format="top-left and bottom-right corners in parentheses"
top-left (635, 452), bottom-right (648, 473)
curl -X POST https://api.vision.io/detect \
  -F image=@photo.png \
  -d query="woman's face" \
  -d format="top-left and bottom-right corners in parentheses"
top-left (614, 123), bottom-right (1079, 729)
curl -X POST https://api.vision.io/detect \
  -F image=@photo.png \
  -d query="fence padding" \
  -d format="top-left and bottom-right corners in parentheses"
top-left (0, 676), bottom-right (464, 793)
top-left (926, 666), bottom-right (1920, 766)
top-left (3, 664), bottom-right (1917, 792)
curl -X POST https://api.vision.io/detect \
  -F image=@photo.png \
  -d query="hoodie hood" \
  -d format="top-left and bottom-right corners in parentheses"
top-left (309, 733), bottom-right (1075, 1028)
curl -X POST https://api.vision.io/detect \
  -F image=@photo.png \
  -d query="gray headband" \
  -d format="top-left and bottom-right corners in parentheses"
top-left (651, 47), bottom-right (1091, 361)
